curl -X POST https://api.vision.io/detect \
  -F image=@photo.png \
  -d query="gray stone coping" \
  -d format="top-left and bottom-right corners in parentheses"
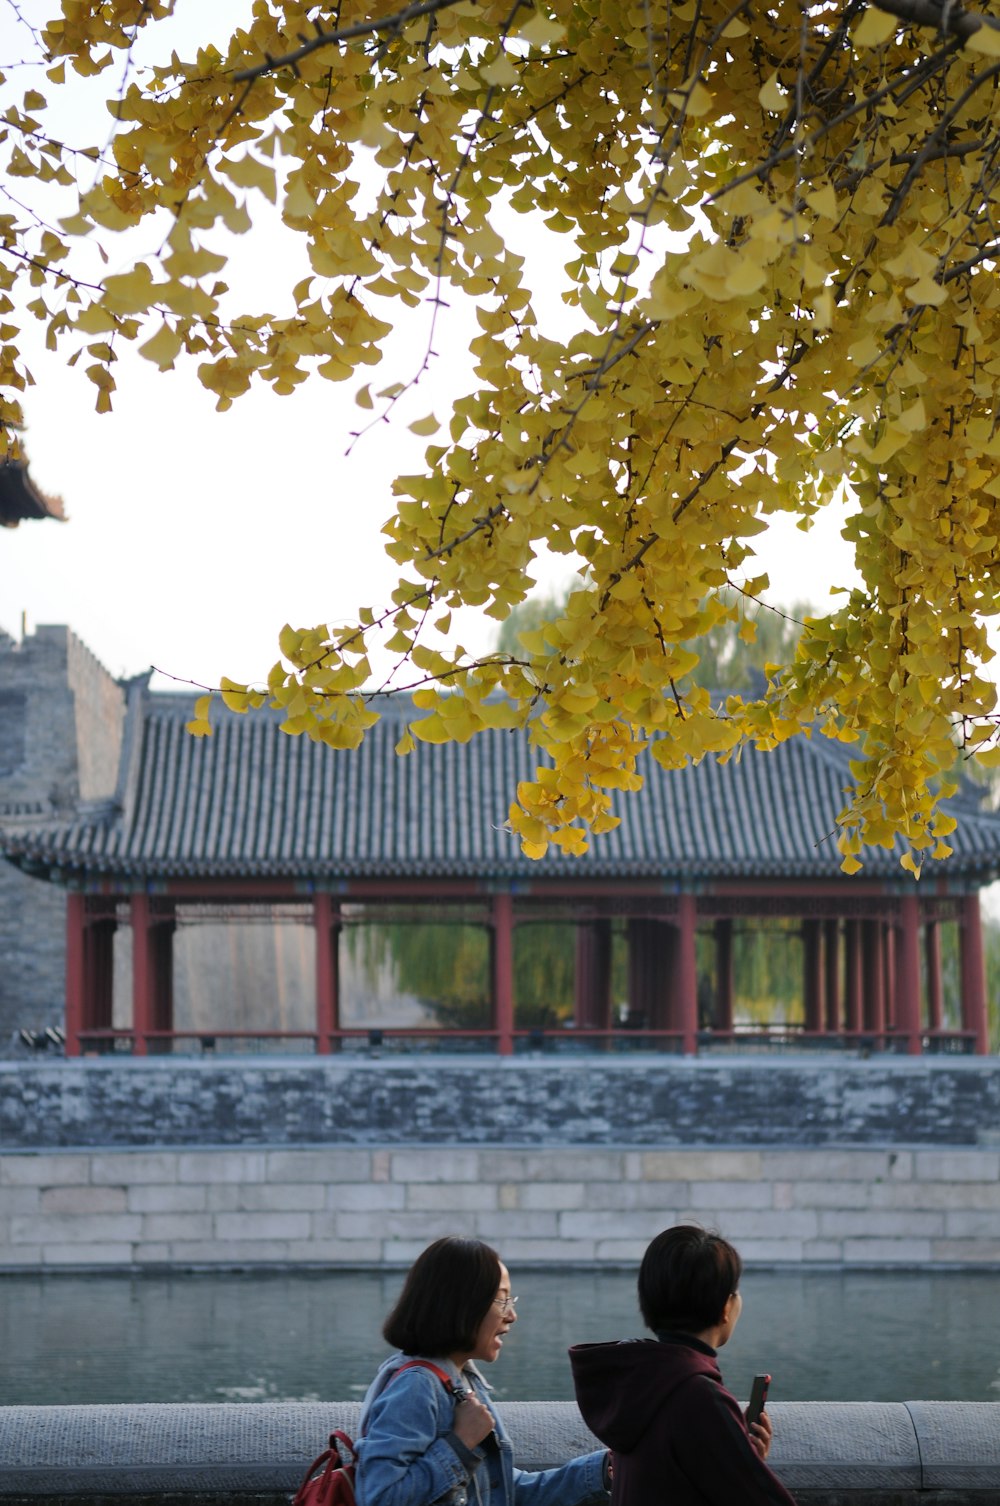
top-left (0, 1400), bottom-right (998, 1497)
top-left (905, 1400), bottom-right (1000, 1489)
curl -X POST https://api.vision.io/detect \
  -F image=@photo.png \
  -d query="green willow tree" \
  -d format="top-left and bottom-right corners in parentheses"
top-left (352, 591), bottom-right (815, 1030)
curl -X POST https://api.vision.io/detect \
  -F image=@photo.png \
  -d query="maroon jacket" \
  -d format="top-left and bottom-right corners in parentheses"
top-left (569, 1335), bottom-right (797, 1506)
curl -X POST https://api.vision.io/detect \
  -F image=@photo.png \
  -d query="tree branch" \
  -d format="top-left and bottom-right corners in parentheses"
top-left (231, 0), bottom-right (472, 81)
top-left (873, 0), bottom-right (1000, 43)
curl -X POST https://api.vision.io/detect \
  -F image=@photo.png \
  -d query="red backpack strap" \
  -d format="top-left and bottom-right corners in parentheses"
top-left (392, 1359), bottom-right (458, 1394)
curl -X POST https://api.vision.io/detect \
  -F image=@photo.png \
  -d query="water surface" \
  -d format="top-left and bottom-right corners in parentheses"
top-left (1, 1267), bottom-right (998, 1405)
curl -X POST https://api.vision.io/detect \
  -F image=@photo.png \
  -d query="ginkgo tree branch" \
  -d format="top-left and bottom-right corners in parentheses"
top-left (231, 0), bottom-right (478, 81)
top-left (881, 57), bottom-right (1000, 223)
top-left (871, 0), bottom-right (1000, 43)
top-left (712, 43), bottom-right (961, 202)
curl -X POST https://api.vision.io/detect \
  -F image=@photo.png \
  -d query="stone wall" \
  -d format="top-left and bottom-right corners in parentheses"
top-left (0, 1141), bottom-right (997, 1270)
top-left (0, 626), bottom-right (125, 1046)
top-left (65, 628), bottom-right (126, 804)
top-left (1, 1059), bottom-right (999, 1270)
top-left (2, 1056), bottom-right (999, 1150)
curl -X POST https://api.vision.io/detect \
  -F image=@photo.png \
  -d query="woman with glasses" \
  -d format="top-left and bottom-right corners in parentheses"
top-left (570, 1224), bottom-right (797, 1506)
top-left (357, 1235), bottom-right (610, 1506)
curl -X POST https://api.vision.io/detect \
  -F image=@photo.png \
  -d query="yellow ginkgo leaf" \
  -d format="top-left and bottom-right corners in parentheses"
top-left (758, 71), bottom-right (786, 112)
top-left (138, 322), bottom-right (182, 371)
top-left (967, 20), bottom-right (1000, 55)
top-left (853, 7), bottom-right (897, 47)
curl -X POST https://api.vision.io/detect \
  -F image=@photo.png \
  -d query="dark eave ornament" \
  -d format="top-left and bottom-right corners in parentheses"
top-left (0, 458), bottom-right (66, 527)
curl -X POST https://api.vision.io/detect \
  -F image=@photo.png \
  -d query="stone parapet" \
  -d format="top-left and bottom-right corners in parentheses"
top-left (2, 1057), bottom-right (1000, 1150)
top-left (0, 1400), bottom-right (997, 1502)
top-left (1, 1142), bottom-right (999, 1269)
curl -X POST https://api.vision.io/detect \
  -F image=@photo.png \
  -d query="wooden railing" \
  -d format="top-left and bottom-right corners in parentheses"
top-left (70, 1025), bottom-right (978, 1056)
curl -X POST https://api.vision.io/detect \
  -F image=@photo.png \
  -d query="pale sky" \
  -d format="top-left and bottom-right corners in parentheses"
top-left (1, 327), bottom-right (859, 693)
top-left (0, 2), bottom-right (863, 695)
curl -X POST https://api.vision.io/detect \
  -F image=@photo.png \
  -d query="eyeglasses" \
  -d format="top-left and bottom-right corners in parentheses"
top-left (493, 1295), bottom-right (518, 1316)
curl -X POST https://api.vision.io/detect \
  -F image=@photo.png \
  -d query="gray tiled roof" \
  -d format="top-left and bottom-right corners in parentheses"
top-left (6, 689), bottom-right (1000, 882)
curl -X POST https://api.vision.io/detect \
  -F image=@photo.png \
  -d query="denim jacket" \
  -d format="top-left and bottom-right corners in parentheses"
top-left (355, 1353), bottom-right (608, 1506)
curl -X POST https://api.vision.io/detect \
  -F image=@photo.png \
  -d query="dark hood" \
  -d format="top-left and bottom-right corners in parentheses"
top-left (569, 1338), bottom-right (721, 1453)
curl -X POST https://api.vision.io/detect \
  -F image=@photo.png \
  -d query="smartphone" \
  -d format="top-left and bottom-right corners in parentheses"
top-left (747, 1373), bottom-right (770, 1427)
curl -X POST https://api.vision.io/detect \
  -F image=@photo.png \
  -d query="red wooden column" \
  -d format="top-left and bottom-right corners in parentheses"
top-left (895, 892), bottom-right (923, 1055)
top-left (863, 919), bottom-right (885, 1036)
top-left (924, 919), bottom-right (943, 1033)
top-left (960, 893), bottom-right (989, 1054)
top-left (151, 920), bottom-right (174, 1044)
top-left (131, 895), bottom-right (175, 1054)
top-left (66, 896), bottom-right (116, 1055)
top-left (65, 892), bottom-right (87, 1057)
top-left (575, 919), bottom-right (612, 1031)
top-left (803, 920), bottom-right (823, 1033)
top-left (88, 917), bottom-right (117, 1036)
top-left (131, 894), bottom-right (153, 1056)
top-left (314, 893), bottom-right (340, 1053)
top-left (824, 920), bottom-right (841, 1033)
top-left (883, 923), bottom-right (896, 1033)
top-left (674, 893), bottom-right (698, 1055)
top-left (492, 892), bottom-right (515, 1056)
top-left (628, 919), bottom-right (667, 1028)
top-left (845, 919), bottom-right (863, 1034)
top-left (714, 919), bottom-right (734, 1032)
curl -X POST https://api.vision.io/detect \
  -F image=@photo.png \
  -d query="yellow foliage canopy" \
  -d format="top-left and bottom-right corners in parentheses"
top-left (5, 0), bottom-right (1000, 869)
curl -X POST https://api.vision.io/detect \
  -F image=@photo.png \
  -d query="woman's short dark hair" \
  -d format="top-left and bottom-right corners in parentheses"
top-left (383, 1237), bottom-right (503, 1355)
top-left (638, 1224), bottom-right (742, 1334)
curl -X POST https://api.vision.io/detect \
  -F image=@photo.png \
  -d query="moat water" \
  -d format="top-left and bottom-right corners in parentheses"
top-left (1, 1267), bottom-right (999, 1406)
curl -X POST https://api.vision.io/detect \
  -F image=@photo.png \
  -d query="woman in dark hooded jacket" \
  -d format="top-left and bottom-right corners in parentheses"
top-left (569, 1225), bottom-right (797, 1506)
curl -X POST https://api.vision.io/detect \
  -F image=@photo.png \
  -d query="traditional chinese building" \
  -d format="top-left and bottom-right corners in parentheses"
top-left (3, 648), bottom-right (999, 1057)
top-left (0, 458), bottom-right (65, 527)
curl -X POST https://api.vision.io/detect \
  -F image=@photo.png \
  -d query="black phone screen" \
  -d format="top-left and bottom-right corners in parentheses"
top-left (747, 1373), bottom-right (770, 1426)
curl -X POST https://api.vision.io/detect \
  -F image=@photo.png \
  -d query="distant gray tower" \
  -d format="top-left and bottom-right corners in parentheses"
top-left (0, 626), bottom-right (125, 1050)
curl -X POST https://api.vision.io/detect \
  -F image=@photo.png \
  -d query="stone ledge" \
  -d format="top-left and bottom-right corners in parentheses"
top-left (0, 1400), bottom-right (998, 1501)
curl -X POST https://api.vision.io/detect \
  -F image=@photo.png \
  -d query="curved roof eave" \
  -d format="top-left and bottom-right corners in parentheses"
top-left (6, 683), bottom-right (1000, 887)
top-left (7, 846), bottom-right (999, 887)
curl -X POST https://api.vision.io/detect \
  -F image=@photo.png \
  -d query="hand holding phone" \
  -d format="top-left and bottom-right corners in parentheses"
top-left (746, 1373), bottom-right (770, 1428)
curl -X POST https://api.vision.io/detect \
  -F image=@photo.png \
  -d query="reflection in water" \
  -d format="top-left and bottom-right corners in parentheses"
top-left (1, 1267), bottom-right (998, 1405)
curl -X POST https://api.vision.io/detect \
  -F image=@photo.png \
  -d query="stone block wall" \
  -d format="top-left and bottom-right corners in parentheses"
top-left (0, 626), bottom-right (125, 1046)
top-left (0, 868), bottom-right (65, 1044)
top-left (0, 1142), bottom-right (998, 1269)
top-left (3, 1056), bottom-right (1000, 1149)
top-left (2, 1059), bottom-right (998, 1270)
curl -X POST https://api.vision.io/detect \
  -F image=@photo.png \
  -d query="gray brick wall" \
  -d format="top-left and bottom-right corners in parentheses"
top-left (0, 626), bottom-right (125, 1045)
top-left (1, 1057), bottom-right (999, 1149)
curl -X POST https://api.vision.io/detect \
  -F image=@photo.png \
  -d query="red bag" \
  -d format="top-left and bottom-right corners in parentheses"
top-left (293, 1361), bottom-right (455, 1506)
top-left (293, 1429), bottom-right (359, 1506)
